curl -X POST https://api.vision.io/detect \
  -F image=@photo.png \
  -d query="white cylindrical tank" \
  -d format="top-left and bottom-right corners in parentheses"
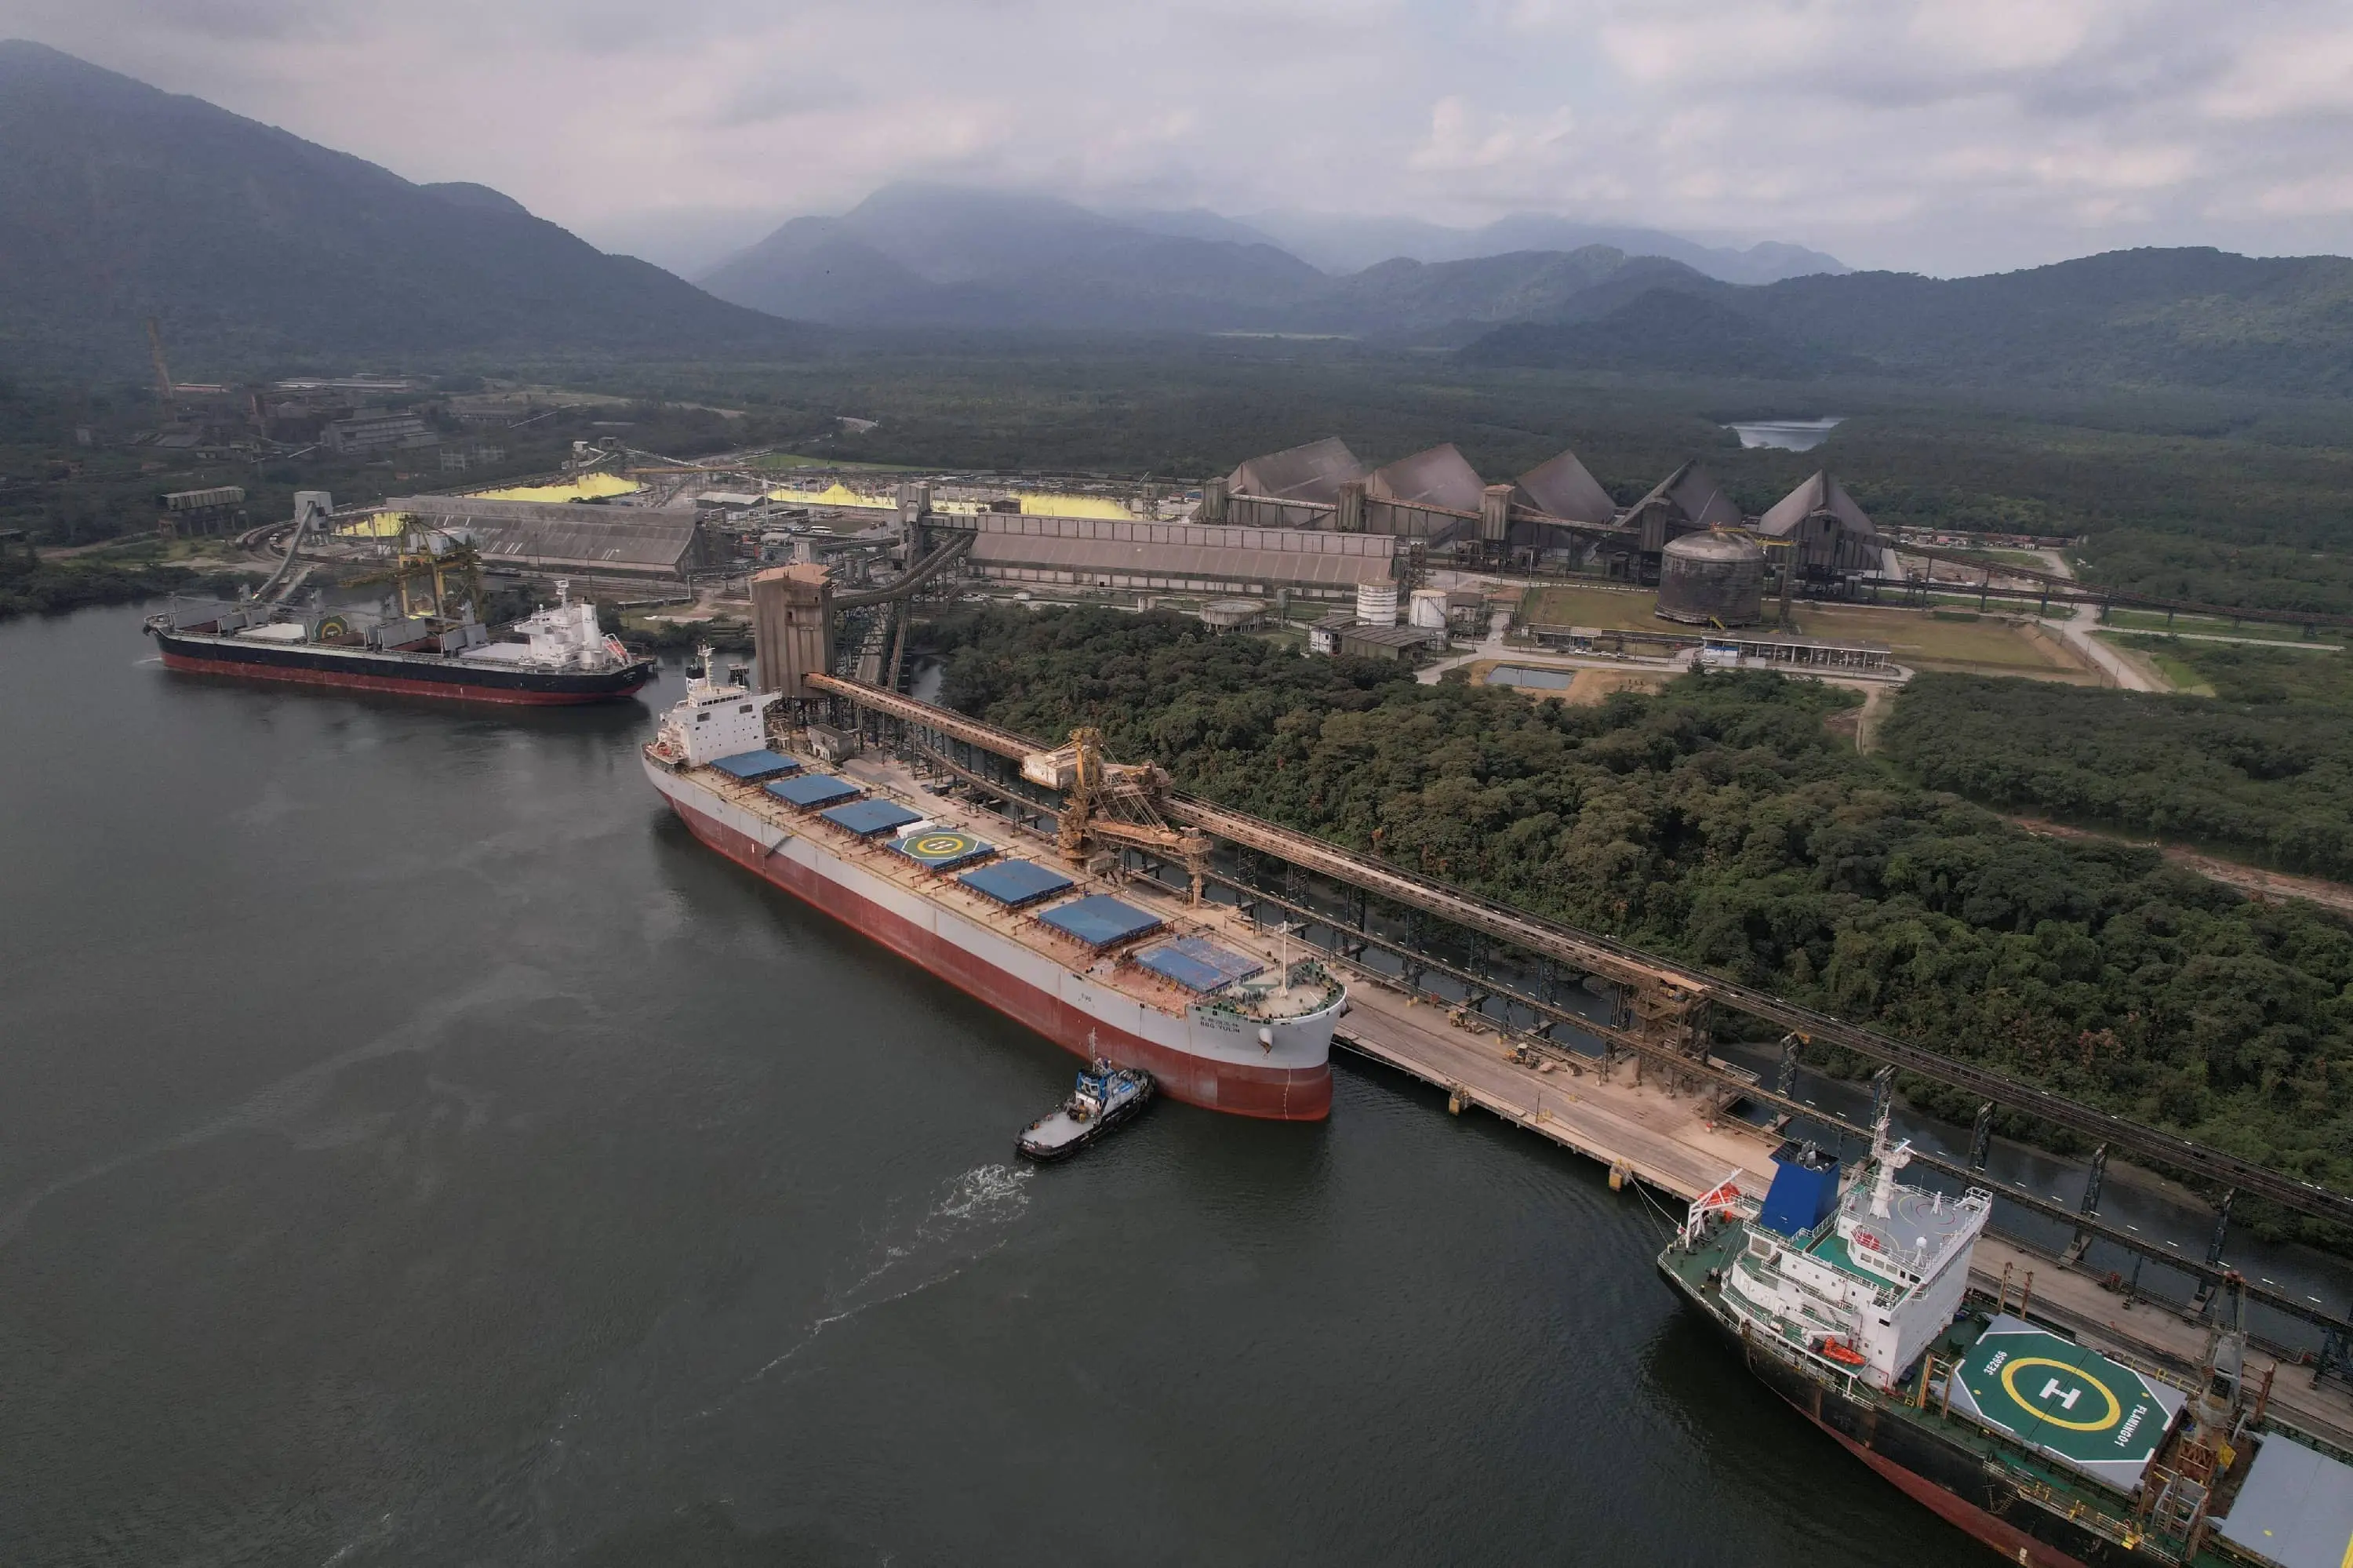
top-left (1355, 581), bottom-right (1399, 625)
top-left (1409, 588), bottom-right (1448, 630)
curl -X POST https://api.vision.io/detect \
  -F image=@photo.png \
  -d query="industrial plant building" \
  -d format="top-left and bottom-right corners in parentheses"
top-left (1213, 438), bottom-right (1905, 616)
top-left (384, 495), bottom-right (711, 585)
top-left (324, 412), bottom-right (438, 456)
top-left (1654, 530), bottom-right (1766, 625)
top-left (933, 509), bottom-right (1395, 601)
top-left (1754, 470), bottom-right (1890, 583)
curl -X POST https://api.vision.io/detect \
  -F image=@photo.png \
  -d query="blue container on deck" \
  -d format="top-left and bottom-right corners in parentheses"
top-left (1756, 1142), bottom-right (1840, 1237)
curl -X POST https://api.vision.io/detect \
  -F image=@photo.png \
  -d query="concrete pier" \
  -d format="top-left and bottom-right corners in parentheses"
top-left (1329, 959), bottom-right (2353, 1448)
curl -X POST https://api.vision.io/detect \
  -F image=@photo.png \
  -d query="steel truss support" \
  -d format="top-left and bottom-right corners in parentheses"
top-left (1968, 1103), bottom-right (1995, 1170)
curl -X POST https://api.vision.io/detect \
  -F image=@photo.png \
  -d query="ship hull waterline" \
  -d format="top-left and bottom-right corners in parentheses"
top-left (153, 630), bottom-right (655, 706)
top-left (1662, 1263), bottom-right (2123, 1568)
top-left (660, 789), bottom-right (1334, 1122)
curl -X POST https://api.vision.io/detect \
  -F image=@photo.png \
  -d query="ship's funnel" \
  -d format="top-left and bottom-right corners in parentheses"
top-left (1757, 1142), bottom-right (1840, 1237)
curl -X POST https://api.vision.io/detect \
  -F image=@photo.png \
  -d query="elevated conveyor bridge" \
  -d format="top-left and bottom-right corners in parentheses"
top-left (805, 673), bottom-right (2353, 1327)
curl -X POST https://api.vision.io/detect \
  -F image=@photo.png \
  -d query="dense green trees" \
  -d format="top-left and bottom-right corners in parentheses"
top-left (1882, 674), bottom-right (2353, 882)
top-left (0, 551), bottom-right (196, 619)
top-left (933, 608), bottom-right (2353, 1231)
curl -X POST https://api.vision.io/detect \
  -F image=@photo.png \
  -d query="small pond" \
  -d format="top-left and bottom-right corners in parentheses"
top-left (1726, 416), bottom-right (1844, 451)
top-left (1486, 664), bottom-right (1573, 689)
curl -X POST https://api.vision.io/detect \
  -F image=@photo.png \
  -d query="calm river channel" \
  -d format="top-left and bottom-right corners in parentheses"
top-left (0, 603), bottom-right (1995, 1566)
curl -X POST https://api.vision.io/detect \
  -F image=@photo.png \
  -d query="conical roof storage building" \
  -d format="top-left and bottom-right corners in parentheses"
top-left (1756, 471), bottom-right (1888, 580)
top-left (1624, 460), bottom-right (1744, 551)
top-left (1655, 530), bottom-right (1766, 625)
top-left (1225, 438), bottom-right (1368, 504)
top-left (1512, 449), bottom-right (1616, 526)
top-left (1366, 444), bottom-right (1486, 511)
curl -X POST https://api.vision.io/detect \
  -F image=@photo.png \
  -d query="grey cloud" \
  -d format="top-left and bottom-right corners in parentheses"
top-left (702, 74), bottom-right (867, 129)
top-left (4, 0), bottom-right (2351, 274)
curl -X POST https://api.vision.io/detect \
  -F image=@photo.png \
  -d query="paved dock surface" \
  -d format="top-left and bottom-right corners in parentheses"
top-left (1331, 963), bottom-right (2353, 1448)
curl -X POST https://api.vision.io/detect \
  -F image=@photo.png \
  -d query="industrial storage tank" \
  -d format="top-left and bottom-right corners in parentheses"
top-left (1408, 588), bottom-right (1449, 630)
top-left (1355, 581), bottom-right (1399, 625)
top-left (1655, 530), bottom-right (1765, 625)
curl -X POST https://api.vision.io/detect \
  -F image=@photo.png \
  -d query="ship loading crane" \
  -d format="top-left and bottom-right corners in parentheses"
top-left (344, 519), bottom-right (487, 622)
top-left (1024, 726), bottom-right (1210, 904)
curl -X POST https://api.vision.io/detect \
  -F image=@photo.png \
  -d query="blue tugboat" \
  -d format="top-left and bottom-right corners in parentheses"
top-left (1017, 1058), bottom-right (1155, 1162)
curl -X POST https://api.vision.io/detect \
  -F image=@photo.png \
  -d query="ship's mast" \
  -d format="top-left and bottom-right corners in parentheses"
top-left (1866, 1104), bottom-right (1913, 1219)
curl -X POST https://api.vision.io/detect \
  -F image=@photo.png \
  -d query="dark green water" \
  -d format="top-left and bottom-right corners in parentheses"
top-left (0, 604), bottom-right (1985, 1566)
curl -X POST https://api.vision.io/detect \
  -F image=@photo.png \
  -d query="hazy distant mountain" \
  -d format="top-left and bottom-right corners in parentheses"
top-left (0, 40), bottom-right (816, 377)
top-left (1464, 247), bottom-right (2353, 392)
top-left (1239, 209), bottom-right (1849, 284)
top-left (702, 184), bottom-right (1850, 330)
top-left (1291, 247), bottom-right (1647, 339)
top-left (1100, 206), bottom-right (1286, 249)
top-left (700, 184), bottom-right (1324, 330)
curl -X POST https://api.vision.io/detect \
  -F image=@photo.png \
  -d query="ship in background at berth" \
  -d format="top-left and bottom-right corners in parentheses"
top-left (642, 652), bottom-right (1346, 1119)
top-left (149, 577), bottom-right (654, 705)
top-left (1660, 1119), bottom-right (2353, 1567)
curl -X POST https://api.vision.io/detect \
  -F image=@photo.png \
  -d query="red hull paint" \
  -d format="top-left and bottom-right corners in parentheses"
top-left (668, 795), bottom-right (1333, 1121)
top-left (158, 649), bottom-right (646, 706)
top-left (1811, 1416), bottom-right (2089, 1568)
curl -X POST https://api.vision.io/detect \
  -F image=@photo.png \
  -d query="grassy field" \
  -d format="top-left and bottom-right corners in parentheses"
top-left (1517, 583), bottom-right (1677, 633)
top-left (2100, 633), bottom-right (2216, 693)
top-left (1934, 547), bottom-right (2054, 569)
top-left (1786, 604), bottom-right (2096, 678)
top-left (2095, 606), bottom-right (2342, 642)
top-left (1515, 583), bottom-right (2093, 679)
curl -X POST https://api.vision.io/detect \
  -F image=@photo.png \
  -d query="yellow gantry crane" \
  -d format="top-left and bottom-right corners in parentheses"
top-left (1046, 726), bottom-right (1212, 904)
top-left (345, 518), bottom-right (486, 622)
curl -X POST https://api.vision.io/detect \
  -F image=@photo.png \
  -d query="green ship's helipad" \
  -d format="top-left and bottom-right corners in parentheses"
top-left (1946, 1315), bottom-right (2183, 1486)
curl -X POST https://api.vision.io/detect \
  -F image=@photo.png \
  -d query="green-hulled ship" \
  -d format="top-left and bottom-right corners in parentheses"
top-left (1659, 1124), bottom-right (2353, 1567)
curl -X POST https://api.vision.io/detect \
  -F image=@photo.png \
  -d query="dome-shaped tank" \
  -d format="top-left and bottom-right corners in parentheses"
top-left (1655, 529), bottom-right (1765, 625)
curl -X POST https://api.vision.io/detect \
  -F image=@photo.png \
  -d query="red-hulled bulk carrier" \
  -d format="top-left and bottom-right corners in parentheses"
top-left (643, 663), bottom-right (1345, 1119)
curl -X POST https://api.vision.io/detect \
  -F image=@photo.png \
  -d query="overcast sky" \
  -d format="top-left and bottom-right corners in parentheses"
top-left (8, 0), bottom-right (2353, 278)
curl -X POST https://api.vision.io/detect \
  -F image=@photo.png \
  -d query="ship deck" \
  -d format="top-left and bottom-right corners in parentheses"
top-left (1665, 1229), bottom-right (2216, 1562)
top-left (670, 744), bottom-right (1335, 1025)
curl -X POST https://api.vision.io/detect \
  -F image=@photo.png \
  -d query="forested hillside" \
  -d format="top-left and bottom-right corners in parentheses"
top-left (933, 608), bottom-right (2353, 1239)
top-left (1883, 669), bottom-right (2353, 881)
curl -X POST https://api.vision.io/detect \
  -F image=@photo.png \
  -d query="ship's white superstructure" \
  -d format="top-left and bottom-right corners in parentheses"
top-left (657, 647), bottom-right (781, 763)
top-left (456, 580), bottom-right (642, 673)
top-left (1694, 1119), bottom-right (1991, 1389)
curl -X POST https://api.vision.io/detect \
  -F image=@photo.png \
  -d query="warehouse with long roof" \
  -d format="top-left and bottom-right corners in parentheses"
top-left (943, 510), bottom-right (1394, 598)
top-left (386, 496), bottom-right (711, 584)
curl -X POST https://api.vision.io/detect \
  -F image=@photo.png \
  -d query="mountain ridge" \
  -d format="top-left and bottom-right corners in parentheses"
top-left (1463, 246), bottom-right (2353, 392)
top-left (9, 42), bottom-right (2351, 397)
top-left (0, 38), bottom-right (817, 378)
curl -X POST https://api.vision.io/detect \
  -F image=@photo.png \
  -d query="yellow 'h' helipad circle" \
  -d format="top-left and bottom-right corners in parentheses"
top-left (1999, 1356), bottom-right (2123, 1432)
top-left (911, 832), bottom-right (976, 857)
